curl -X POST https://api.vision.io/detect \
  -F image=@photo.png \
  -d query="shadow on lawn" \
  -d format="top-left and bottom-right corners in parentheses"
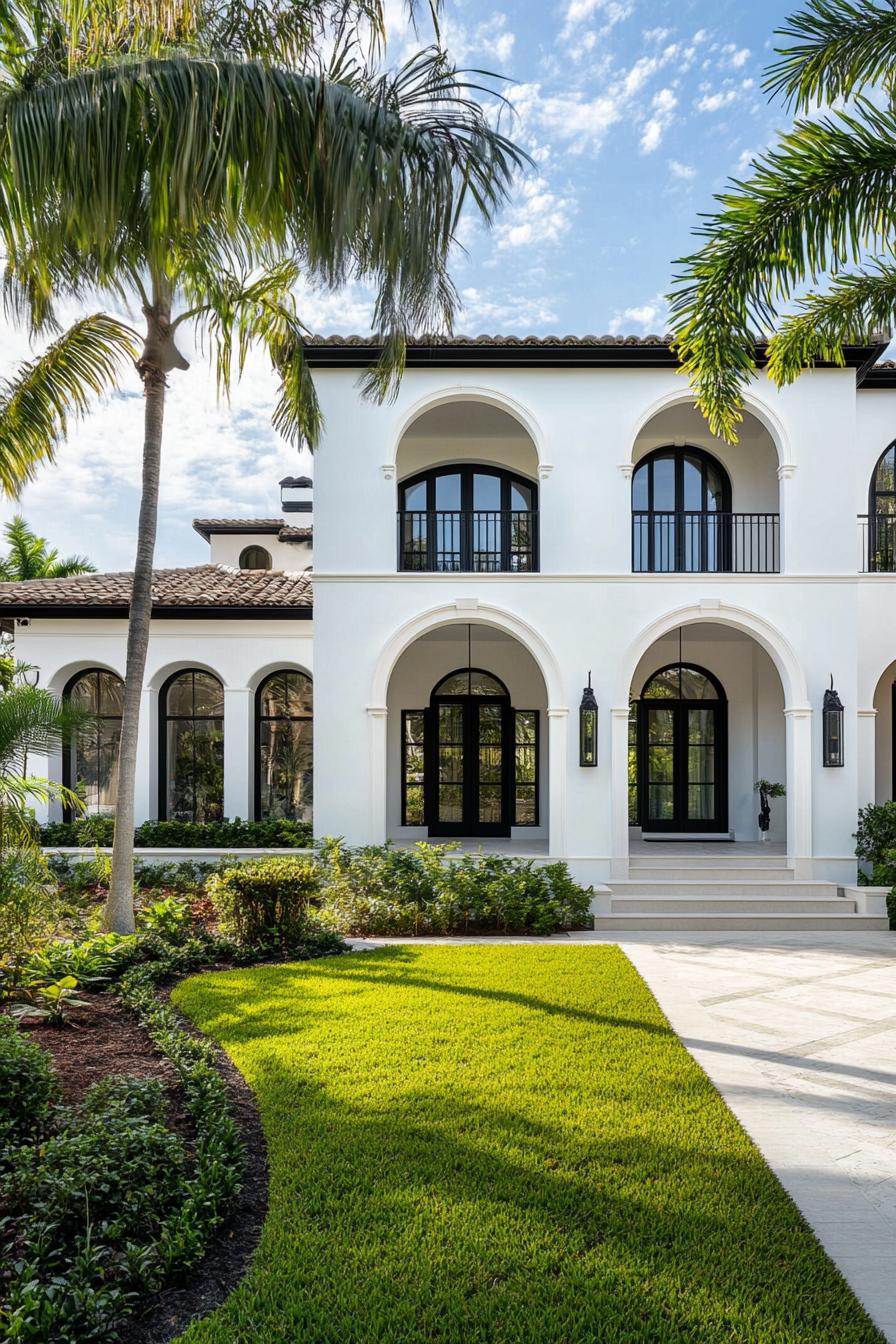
top-left (174, 949), bottom-right (886, 1344)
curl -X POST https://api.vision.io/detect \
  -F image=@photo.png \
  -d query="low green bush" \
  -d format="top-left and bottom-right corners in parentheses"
top-left (0, 1018), bottom-right (59, 1150)
top-left (24, 932), bottom-right (137, 986)
top-left (209, 855), bottom-right (324, 950)
top-left (316, 841), bottom-right (593, 936)
top-left (854, 803), bottom-right (896, 926)
top-left (39, 816), bottom-right (313, 850)
top-left (0, 849), bottom-right (64, 990)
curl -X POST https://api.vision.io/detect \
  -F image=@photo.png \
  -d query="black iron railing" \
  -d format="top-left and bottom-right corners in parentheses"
top-left (632, 511), bottom-right (780, 574)
top-left (859, 514), bottom-right (896, 572)
top-left (398, 509), bottom-right (538, 573)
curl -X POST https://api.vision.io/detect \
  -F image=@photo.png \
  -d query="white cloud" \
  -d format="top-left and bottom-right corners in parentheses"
top-left (696, 88), bottom-right (738, 112)
top-left (608, 293), bottom-right (669, 334)
top-left (669, 159), bottom-right (697, 179)
top-left (729, 46), bottom-right (750, 68)
top-left (459, 287), bottom-right (559, 330)
top-left (561, 0), bottom-right (633, 39)
top-left (494, 176), bottom-right (575, 248)
top-left (640, 87), bottom-right (676, 154)
top-left (443, 12), bottom-right (516, 66)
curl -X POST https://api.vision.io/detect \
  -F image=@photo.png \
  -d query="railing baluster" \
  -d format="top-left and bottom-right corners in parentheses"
top-left (630, 511), bottom-right (780, 574)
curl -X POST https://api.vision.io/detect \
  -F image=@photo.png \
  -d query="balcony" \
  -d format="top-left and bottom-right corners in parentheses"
top-left (632, 511), bottom-right (780, 574)
top-left (398, 509), bottom-right (539, 573)
top-left (859, 514), bottom-right (896, 572)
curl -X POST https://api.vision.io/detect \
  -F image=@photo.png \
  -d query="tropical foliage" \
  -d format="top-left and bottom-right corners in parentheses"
top-left (0, 0), bottom-right (525, 933)
top-left (0, 676), bottom-right (84, 849)
top-left (0, 516), bottom-right (94, 580)
top-left (669, 0), bottom-right (896, 441)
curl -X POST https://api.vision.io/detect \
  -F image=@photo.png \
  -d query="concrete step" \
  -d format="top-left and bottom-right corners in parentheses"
top-left (628, 866), bottom-right (794, 882)
top-left (609, 880), bottom-right (837, 899)
top-left (596, 912), bottom-right (890, 931)
top-left (612, 896), bottom-right (855, 915)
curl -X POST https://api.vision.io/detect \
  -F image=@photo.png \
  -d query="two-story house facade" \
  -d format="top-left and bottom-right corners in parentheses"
top-left (2, 334), bottom-right (896, 925)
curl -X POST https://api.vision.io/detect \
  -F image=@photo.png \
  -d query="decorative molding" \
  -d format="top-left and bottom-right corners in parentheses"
top-left (380, 463), bottom-right (396, 480)
top-left (777, 463), bottom-right (797, 481)
top-left (453, 597), bottom-right (479, 611)
top-left (698, 597), bottom-right (721, 612)
top-left (783, 706), bottom-right (813, 718)
top-left (617, 463), bottom-right (635, 480)
top-left (313, 572), bottom-right (867, 584)
top-left (366, 705), bottom-right (388, 718)
top-left (610, 707), bottom-right (631, 720)
top-left (857, 708), bottom-right (878, 718)
top-left (546, 707), bottom-right (569, 718)
top-left (538, 463), bottom-right (554, 481)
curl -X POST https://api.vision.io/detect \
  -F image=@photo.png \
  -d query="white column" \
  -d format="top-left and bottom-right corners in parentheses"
top-left (223, 687), bottom-right (252, 820)
top-left (857, 708), bottom-right (878, 809)
top-left (777, 463), bottom-right (797, 572)
top-left (133, 688), bottom-right (153, 822)
top-left (367, 706), bottom-right (388, 844)
top-left (610, 706), bottom-right (630, 879)
top-left (784, 706), bottom-right (813, 877)
top-left (547, 707), bottom-right (568, 857)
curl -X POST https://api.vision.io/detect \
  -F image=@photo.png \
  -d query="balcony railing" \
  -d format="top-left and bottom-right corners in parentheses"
top-left (632, 511), bottom-right (780, 574)
top-left (398, 509), bottom-right (538, 573)
top-left (859, 514), bottom-right (896, 572)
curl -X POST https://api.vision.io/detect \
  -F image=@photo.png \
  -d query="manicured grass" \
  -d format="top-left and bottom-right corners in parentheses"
top-left (172, 947), bottom-right (884, 1343)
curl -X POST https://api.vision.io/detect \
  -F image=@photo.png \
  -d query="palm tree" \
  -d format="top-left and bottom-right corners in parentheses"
top-left (0, 516), bottom-right (95, 580)
top-left (0, 0), bottom-right (526, 932)
top-left (0, 676), bottom-right (84, 851)
top-left (668, 0), bottom-right (896, 442)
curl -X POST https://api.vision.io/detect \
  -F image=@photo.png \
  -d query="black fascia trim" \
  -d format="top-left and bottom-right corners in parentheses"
top-left (4, 605), bottom-right (313, 620)
top-left (303, 341), bottom-right (886, 371)
top-left (192, 520), bottom-right (284, 540)
top-left (859, 369), bottom-right (896, 389)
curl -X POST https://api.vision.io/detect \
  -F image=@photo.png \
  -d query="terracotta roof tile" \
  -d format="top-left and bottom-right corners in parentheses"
top-left (0, 565), bottom-right (313, 612)
top-left (306, 332), bottom-right (675, 347)
top-left (192, 518), bottom-right (312, 543)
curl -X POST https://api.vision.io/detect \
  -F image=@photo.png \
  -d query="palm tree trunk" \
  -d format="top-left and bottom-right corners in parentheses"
top-left (104, 296), bottom-right (188, 934)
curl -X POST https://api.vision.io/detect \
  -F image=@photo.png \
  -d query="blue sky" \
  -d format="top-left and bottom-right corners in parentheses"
top-left (0, 0), bottom-right (791, 571)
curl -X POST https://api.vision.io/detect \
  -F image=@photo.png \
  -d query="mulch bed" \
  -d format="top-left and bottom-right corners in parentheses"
top-left (18, 983), bottom-right (269, 1344)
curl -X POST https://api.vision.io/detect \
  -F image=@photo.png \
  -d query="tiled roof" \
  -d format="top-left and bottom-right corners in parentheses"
top-left (307, 332), bottom-right (675, 347)
top-left (0, 565), bottom-right (313, 614)
top-left (192, 517), bottom-right (312, 543)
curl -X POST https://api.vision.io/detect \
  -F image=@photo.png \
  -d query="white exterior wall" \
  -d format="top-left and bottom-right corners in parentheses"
top-left (207, 532), bottom-right (311, 571)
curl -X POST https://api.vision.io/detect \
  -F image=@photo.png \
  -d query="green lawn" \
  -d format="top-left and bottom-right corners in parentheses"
top-left (172, 946), bottom-right (884, 1344)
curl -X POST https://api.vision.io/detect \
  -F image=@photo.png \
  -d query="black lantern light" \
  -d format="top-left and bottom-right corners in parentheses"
top-left (579, 672), bottom-right (598, 767)
top-left (822, 675), bottom-right (844, 768)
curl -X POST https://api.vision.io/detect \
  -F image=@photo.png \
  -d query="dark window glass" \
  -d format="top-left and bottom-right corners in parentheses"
top-left (162, 671), bottom-right (224, 822)
top-left (435, 473), bottom-right (462, 510)
top-left (652, 455), bottom-right (676, 509)
top-left (239, 545), bottom-right (272, 570)
top-left (402, 710), bottom-right (426, 825)
top-left (642, 665), bottom-right (719, 701)
top-left (433, 670), bottom-right (507, 697)
top-left (404, 479), bottom-right (426, 511)
top-left (65, 670), bottom-right (124, 815)
top-left (514, 709), bottom-right (538, 826)
top-left (628, 701), bottom-right (638, 825)
top-left (257, 671), bottom-right (313, 821)
top-left (398, 467), bottom-right (537, 573)
top-left (473, 472), bottom-right (501, 509)
top-left (631, 447), bottom-right (732, 574)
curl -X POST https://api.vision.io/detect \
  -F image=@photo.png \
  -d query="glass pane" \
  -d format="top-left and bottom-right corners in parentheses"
top-left (632, 462), bottom-right (649, 511)
top-left (647, 708), bottom-right (674, 743)
top-left (515, 710), bottom-right (536, 745)
top-left (433, 670), bottom-right (505, 697)
top-left (515, 745), bottom-right (536, 785)
top-left (478, 785), bottom-right (502, 824)
top-left (679, 668), bottom-right (718, 701)
top-left (652, 455), bottom-right (675, 509)
top-left (628, 702), bottom-right (638, 825)
top-left (478, 746), bottom-right (502, 785)
top-left (648, 784), bottom-right (674, 820)
top-left (438, 746), bottom-right (463, 782)
top-left (439, 784), bottom-right (462, 823)
top-left (165, 671), bottom-right (195, 716)
top-left (648, 745), bottom-right (674, 783)
top-left (510, 481), bottom-right (532, 511)
top-left (435, 473), bottom-right (461, 510)
top-left (68, 671), bottom-right (99, 713)
top-left (688, 784), bottom-right (714, 821)
top-left (239, 546), bottom-right (272, 571)
top-left (705, 462), bottom-right (725, 511)
top-left (73, 718), bottom-right (121, 813)
top-left (478, 703), bottom-right (503, 743)
top-left (259, 719), bottom-right (313, 821)
top-left (515, 785), bottom-right (535, 826)
top-left (97, 671), bottom-right (124, 717)
top-left (403, 479), bottom-right (427, 511)
top-left (404, 710), bottom-right (425, 748)
top-left (682, 455), bottom-right (702, 510)
top-left (438, 703), bottom-right (463, 741)
top-left (643, 666), bottom-right (718, 701)
top-left (473, 472), bottom-right (501, 509)
top-left (875, 447), bottom-right (895, 494)
top-left (192, 672), bottom-right (224, 717)
top-left (405, 785), bottom-right (425, 825)
top-left (688, 709), bottom-right (716, 745)
top-left (260, 670), bottom-right (312, 718)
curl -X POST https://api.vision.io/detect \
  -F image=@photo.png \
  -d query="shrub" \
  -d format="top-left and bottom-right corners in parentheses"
top-left (0, 1017), bottom-right (59, 1150)
top-left (855, 802), bottom-right (896, 885)
top-left (316, 841), bottom-right (593, 936)
top-left (39, 816), bottom-right (313, 850)
top-left (138, 894), bottom-right (193, 941)
top-left (209, 855), bottom-right (323, 949)
top-left (23, 932), bottom-right (137, 986)
top-left (0, 849), bottom-right (64, 989)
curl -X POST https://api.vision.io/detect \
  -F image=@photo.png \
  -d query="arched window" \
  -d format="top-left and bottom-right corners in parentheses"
top-left (160, 670), bottom-right (224, 822)
top-left (641, 664), bottom-right (722, 701)
top-left (239, 545), bottom-right (272, 571)
top-left (63, 669), bottom-right (124, 816)
top-left (869, 442), bottom-right (896, 571)
top-left (632, 446), bottom-right (731, 573)
top-left (256, 670), bottom-right (313, 821)
top-left (398, 466), bottom-right (537, 573)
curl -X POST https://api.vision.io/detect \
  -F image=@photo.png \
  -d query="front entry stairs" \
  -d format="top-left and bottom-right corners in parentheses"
top-left (596, 854), bottom-right (890, 931)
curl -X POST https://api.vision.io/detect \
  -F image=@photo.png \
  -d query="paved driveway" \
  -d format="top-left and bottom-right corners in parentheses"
top-left (355, 930), bottom-right (896, 1340)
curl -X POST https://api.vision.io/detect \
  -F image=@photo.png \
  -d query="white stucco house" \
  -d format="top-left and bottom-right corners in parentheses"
top-left (4, 333), bottom-right (896, 928)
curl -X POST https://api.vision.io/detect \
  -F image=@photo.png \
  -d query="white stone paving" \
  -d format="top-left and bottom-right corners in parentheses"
top-left (352, 929), bottom-right (896, 1340)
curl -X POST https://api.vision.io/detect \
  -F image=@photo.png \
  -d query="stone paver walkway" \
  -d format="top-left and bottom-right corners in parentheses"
top-left (354, 930), bottom-right (896, 1340)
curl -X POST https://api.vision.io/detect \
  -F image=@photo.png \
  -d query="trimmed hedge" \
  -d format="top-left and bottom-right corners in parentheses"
top-left (209, 855), bottom-right (323, 951)
top-left (39, 816), bottom-right (313, 850)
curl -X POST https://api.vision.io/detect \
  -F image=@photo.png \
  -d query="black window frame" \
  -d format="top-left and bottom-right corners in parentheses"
top-left (398, 464), bottom-right (539, 573)
top-left (513, 708), bottom-right (539, 827)
top-left (868, 441), bottom-right (896, 572)
top-left (62, 667), bottom-right (124, 820)
top-left (254, 669), bottom-right (313, 822)
top-left (632, 445), bottom-right (733, 573)
top-left (401, 709), bottom-right (426, 826)
top-left (634, 662), bottom-right (728, 833)
top-left (158, 668), bottom-right (225, 823)
top-left (239, 544), bottom-right (273, 571)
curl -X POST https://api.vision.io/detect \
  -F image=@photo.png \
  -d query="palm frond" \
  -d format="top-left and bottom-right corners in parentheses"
top-left (0, 313), bottom-right (138, 494)
top-left (766, 0), bottom-right (896, 110)
top-left (765, 262), bottom-right (896, 383)
top-left (0, 683), bottom-right (87, 768)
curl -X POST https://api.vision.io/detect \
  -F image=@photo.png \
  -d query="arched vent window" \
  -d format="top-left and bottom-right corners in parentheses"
top-left (239, 545), bottom-right (272, 570)
top-left (160, 670), bottom-right (224, 822)
top-left (63, 669), bottom-right (124, 816)
top-left (256, 670), bottom-right (313, 821)
top-left (398, 466), bottom-right (537, 573)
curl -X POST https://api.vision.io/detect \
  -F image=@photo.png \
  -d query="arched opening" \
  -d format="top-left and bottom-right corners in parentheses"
top-left (866, 441), bottom-right (896, 572)
top-left (631, 405), bottom-right (780, 574)
top-left (627, 625), bottom-right (787, 845)
top-left (159, 670), bottom-right (224, 822)
top-left (388, 624), bottom-right (548, 842)
top-left (871, 659), bottom-right (896, 801)
top-left (239, 544), bottom-right (272, 571)
top-left (395, 402), bottom-right (539, 574)
top-left (255, 670), bottom-right (313, 822)
top-left (62, 668), bottom-right (124, 818)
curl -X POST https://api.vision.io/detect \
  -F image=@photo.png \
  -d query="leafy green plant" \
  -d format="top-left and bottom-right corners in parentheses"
top-left (209, 855), bottom-right (323, 950)
top-left (23, 932), bottom-right (137, 985)
top-left (39, 815), bottom-right (314, 850)
top-left (855, 801), bottom-right (896, 886)
top-left (138, 894), bottom-right (192, 941)
top-left (755, 779), bottom-right (786, 834)
top-left (0, 1016), bottom-right (58, 1149)
top-left (10, 975), bottom-right (90, 1025)
top-left (0, 848), bottom-right (64, 989)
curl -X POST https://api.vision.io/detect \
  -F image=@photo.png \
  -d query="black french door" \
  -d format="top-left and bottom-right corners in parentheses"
top-left (638, 699), bottom-right (727, 832)
top-left (426, 694), bottom-right (511, 837)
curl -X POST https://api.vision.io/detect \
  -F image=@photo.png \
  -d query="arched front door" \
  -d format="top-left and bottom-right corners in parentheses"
top-left (428, 668), bottom-right (512, 837)
top-left (636, 663), bottom-right (728, 833)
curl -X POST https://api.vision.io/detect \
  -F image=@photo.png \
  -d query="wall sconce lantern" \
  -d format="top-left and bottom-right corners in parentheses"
top-left (579, 673), bottom-right (598, 767)
top-left (822, 676), bottom-right (844, 768)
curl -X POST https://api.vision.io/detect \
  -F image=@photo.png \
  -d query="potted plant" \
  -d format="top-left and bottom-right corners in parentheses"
top-left (755, 779), bottom-right (785, 841)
